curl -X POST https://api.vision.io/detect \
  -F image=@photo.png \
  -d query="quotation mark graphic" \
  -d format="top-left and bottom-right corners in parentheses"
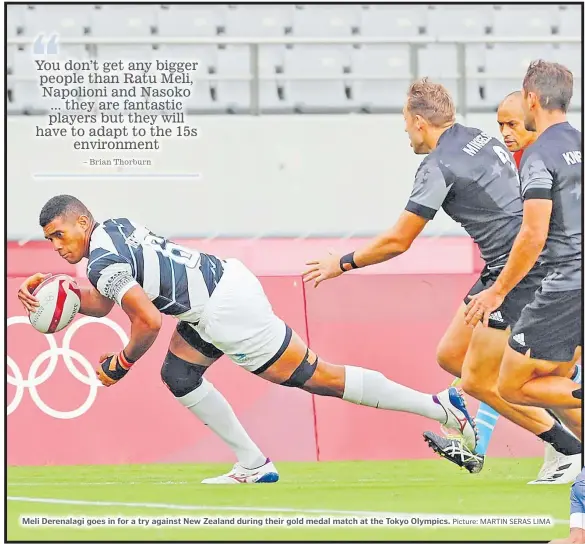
top-left (33, 34), bottom-right (60, 55)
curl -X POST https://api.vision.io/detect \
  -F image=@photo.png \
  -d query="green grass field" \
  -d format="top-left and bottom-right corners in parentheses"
top-left (8, 458), bottom-right (570, 541)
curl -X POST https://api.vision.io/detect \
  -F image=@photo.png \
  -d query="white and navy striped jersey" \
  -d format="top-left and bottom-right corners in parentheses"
top-left (87, 218), bottom-right (225, 322)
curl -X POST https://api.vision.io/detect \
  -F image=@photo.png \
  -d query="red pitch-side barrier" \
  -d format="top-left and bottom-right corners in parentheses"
top-left (7, 272), bottom-right (543, 466)
top-left (7, 276), bottom-right (317, 466)
top-left (7, 239), bottom-right (543, 465)
top-left (305, 274), bottom-right (543, 460)
top-left (8, 237), bottom-right (480, 277)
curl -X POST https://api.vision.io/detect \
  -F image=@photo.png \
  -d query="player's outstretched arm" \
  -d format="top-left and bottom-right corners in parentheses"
top-left (465, 199), bottom-right (552, 327)
top-left (353, 211), bottom-right (428, 267)
top-left (303, 211), bottom-right (427, 287)
top-left (303, 157), bottom-right (449, 287)
top-left (95, 285), bottom-right (162, 387)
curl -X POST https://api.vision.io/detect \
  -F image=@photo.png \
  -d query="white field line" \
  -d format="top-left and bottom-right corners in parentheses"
top-left (8, 481), bottom-right (189, 486)
top-left (6, 474), bottom-right (535, 486)
top-left (7, 496), bottom-right (568, 526)
top-left (7, 479), bottom-right (436, 486)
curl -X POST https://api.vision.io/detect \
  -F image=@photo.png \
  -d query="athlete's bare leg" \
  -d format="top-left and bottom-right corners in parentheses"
top-left (460, 326), bottom-right (556, 435)
top-left (255, 329), bottom-right (476, 445)
top-left (436, 303), bottom-right (474, 378)
top-left (544, 349), bottom-right (583, 439)
top-left (426, 326), bottom-right (581, 479)
top-left (498, 345), bottom-right (582, 410)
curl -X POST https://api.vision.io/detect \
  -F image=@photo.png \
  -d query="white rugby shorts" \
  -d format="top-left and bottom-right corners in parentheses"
top-left (192, 258), bottom-right (290, 373)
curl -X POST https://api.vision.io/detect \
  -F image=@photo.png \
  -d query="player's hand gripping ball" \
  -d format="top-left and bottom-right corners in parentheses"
top-left (24, 274), bottom-right (81, 334)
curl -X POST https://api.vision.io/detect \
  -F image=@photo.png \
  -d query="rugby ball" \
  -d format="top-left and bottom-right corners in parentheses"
top-left (29, 274), bottom-right (81, 334)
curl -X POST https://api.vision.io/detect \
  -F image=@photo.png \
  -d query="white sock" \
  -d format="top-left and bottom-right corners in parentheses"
top-left (177, 379), bottom-right (266, 469)
top-left (342, 365), bottom-right (448, 423)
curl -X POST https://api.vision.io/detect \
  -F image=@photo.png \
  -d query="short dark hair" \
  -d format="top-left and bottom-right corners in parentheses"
top-left (39, 195), bottom-right (92, 228)
top-left (523, 60), bottom-right (573, 113)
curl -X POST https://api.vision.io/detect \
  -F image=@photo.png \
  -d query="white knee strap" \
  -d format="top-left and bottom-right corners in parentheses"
top-left (342, 365), bottom-right (365, 405)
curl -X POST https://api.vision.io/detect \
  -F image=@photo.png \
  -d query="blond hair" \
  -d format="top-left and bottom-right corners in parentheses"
top-left (406, 78), bottom-right (456, 127)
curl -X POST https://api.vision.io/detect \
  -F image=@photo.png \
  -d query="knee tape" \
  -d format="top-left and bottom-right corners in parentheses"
top-left (280, 348), bottom-right (319, 388)
top-left (161, 351), bottom-right (208, 398)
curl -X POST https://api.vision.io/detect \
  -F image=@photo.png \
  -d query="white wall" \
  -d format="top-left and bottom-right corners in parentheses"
top-left (7, 112), bottom-right (582, 240)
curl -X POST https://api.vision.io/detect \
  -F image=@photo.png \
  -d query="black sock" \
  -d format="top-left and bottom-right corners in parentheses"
top-left (573, 387), bottom-right (582, 400)
top-left (545, 408), bottom-right (562, 424)
top-left (538, 421), bottom-right (582, 456)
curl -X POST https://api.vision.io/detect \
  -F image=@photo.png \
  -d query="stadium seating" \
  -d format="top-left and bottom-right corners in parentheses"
top-left (90, 5), bottom-right (156, 37)
top-left (7, 4), bottom-right (582, 114)
top-left (484, 44), bottom-right (555, 106)
top-left (425, 5), bottom-right (495, 38)
top-left (215, 46), bottom-right (283, 113)
top-left (284, 46), bottom-right (349, 111)
top-left (155, 45), bottom-right (221, 112)
top-left (350, 45), bottom-right (411, 112)
top-left (23, 4), bottom-right (90, 37)
top-left (417, 44), bottom-right (488, 108)
top-left (6, 4), bottom-right (26, 37)
top-left (552, 44), bottom-right (583, 108)
top-left (224, 5), bottom-right (293, 37)
top-left (558, 4), bottom-right (583, 35)
top-left (361, 5), bottom-right (427, 37)
top-left (292, 5), bottom-right (359, 37)
top-left (491, 6), bottom-right (558, 37)
top-left (157, 5), bottom-right (228, 38)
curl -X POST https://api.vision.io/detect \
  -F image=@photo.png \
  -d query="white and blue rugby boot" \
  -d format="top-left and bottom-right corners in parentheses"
top-left (201, 458), bottom-right (279, 484)
top-left (434, 387), bottom-right (478, 451)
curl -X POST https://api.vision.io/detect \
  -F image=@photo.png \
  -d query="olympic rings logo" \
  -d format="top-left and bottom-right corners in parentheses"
top-left (7, 316), bottom-right (129, 419)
